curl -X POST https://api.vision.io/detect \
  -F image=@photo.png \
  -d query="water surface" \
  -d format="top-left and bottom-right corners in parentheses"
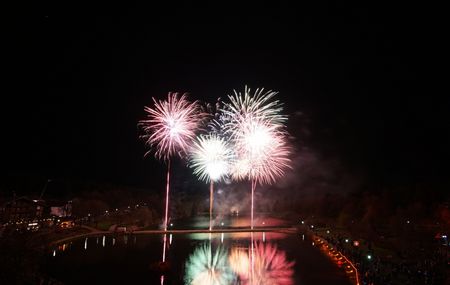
top-left (45, 230), bottom-right (352, 285)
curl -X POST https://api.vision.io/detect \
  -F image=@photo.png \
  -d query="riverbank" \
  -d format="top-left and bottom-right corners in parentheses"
top-left (311, 227), bottom-right (448, 284)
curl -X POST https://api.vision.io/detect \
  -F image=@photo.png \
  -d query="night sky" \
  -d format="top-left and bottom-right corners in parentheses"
top-left (4, 3), bottom-right (447, 194)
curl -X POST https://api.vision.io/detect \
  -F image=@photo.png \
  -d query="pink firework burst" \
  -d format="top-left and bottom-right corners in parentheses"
top-left (233, 118), bottom-right (291, 185)
top-left (217, 86), bottom-right (291, 185)
top-left (217, 86), bottom-right (292, 229)
top-left (139, 92), bottom-right (202, 161)
top-left (139, 92), bottom-right (202, 260)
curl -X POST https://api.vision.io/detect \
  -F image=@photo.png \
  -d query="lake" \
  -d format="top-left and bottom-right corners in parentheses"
top-left (44, 227), bottom-right (353, 285)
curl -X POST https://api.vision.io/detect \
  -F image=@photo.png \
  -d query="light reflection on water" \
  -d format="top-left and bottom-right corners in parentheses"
top-left (185, 231), bottom-right (288, 241)
top-left (49, 231), bottom-right (352, 285)
top-left (183, 232), bottom-right (295, 285)
top-left (51, 232), bottom-right (294, 285)
top-left (183, 238), bottom-right (295, 285)
top-left (184, 243), bottom-right (235, 285)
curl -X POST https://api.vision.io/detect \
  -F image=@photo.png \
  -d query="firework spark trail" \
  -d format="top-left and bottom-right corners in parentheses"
top-left (139, 92), bottom-right (201, 264)
top-left (217, 87), bottom-right (291, 229)
top-left (189, 134), bottom-right (233, 230)
top-left (184, 243), bottom-right (235, 285)
top-left (240, 121), bottom-right (290, 229)
top-left (140, 92), bottom-right (201, 231)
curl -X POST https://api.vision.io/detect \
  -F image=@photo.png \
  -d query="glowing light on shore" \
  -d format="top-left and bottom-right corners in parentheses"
top-left (184, 243), bottom-right (235, 285)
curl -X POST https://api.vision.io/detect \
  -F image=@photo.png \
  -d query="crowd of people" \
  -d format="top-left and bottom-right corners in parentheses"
top-left (318, 232), bottom-right (448, 284)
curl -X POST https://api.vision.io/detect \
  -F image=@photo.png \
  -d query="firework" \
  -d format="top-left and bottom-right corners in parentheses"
top-left (217, 86), bottom-right (287, 136)
top-left (190, 134), bottom-right (233, 183)
top-left (190, 134), bottom-right (233, 230)
top-left (140, 92), bottom-right (201, 161)
top-left (139, 92), bottom-right (201, 264)
top-left (233, 118), bottom-right (290, 185)
top-left (217, 87), bottom-right (291, 229)
top-left (184, 243), bottom-right (235, 285)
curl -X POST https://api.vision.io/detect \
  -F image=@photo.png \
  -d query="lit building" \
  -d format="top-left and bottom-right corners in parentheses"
top-left (0, 197), bottom-right (45, 223)
top-left (49, 200), bottom-right (72, 218)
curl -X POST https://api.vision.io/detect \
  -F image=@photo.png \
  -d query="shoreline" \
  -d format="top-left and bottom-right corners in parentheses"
top-left (48, 226), bottom-right (298, 246)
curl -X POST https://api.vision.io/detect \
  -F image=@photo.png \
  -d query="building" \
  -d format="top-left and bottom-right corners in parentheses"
top-left (0, 197), bottom-right (45, 223)
top-left (49, 200), bottom-right (72, 218)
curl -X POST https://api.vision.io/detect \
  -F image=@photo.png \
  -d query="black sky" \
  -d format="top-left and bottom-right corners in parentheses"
top-left (4, 2), bottom-right (447, 193)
